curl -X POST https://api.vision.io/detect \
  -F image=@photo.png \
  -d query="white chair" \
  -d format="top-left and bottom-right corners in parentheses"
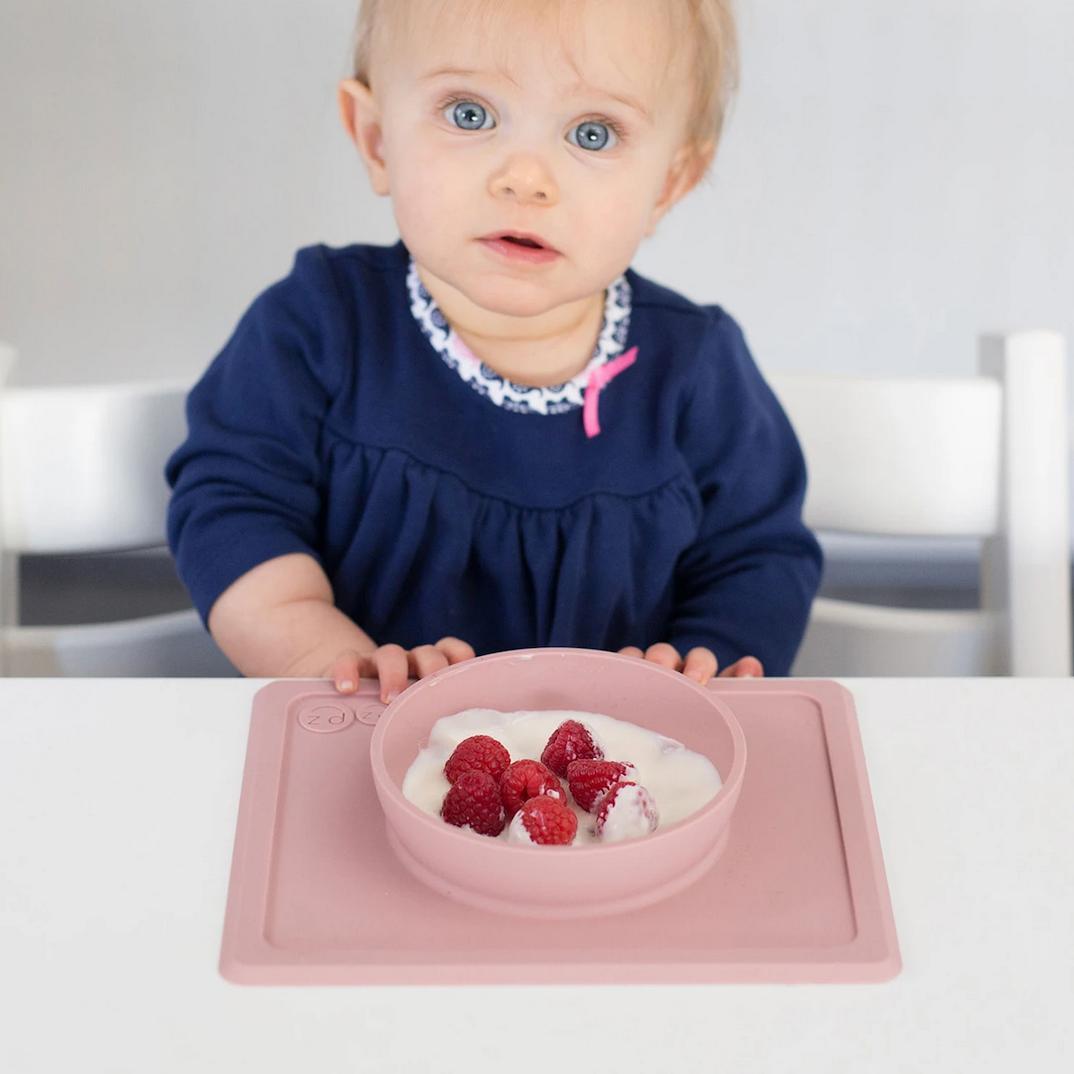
top-left (0, 342), bottom-right (237, 676)
top-left (772, 330), bottom-right (1072, 677)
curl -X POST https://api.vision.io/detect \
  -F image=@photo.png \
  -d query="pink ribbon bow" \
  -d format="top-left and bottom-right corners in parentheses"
top-left (583, 345), bottom-right (639, 438)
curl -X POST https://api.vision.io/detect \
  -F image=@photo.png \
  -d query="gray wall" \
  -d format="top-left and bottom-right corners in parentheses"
top-left (2, 0), bottom-right (1071, 394)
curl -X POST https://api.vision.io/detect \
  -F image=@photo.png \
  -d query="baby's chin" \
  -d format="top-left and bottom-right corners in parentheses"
top-left (417, 251), bottom-right (600, 319)
top-left (462, 276), bottom-right (576, 318)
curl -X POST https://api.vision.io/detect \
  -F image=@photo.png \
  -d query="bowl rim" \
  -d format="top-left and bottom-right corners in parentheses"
top-left (369, 646), bottom-right (749, 855)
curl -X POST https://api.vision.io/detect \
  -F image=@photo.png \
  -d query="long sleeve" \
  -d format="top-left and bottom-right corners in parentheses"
top-left (666, 308), bottom-right (823, 676)
top-left (164, 247), bottom-right (348, 628)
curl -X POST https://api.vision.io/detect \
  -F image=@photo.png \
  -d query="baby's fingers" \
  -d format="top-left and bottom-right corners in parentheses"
top-left (374, 644), bottom-right (410, 703)
top-left (331, 650), bottom-right (362, 693)
top-left (717, 655), bottom-right (764, 678)
top-left (682, 646), bottom-right (718, 685)
top-left (435, 636), bottom-right (476, 665)
top-left (644, 642), bottom-right (682, 671)
top-left (409, 644), bottom-right (449, 679)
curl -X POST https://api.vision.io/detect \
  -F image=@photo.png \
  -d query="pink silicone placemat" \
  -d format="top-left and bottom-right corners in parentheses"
top-left (220, 678), bottom-right (900, 985)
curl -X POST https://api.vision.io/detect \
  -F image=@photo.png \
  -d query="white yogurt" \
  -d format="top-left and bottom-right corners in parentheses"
top-left (401, 709), bottom-right (723, 845)
top-left (597, 782), bottom-right (659, 843)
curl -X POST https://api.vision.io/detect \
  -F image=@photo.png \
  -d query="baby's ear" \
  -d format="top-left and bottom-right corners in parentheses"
top-left (645, 139), bottom-right (716, 235)
top-left (338, 78), bottom-right (390, 196)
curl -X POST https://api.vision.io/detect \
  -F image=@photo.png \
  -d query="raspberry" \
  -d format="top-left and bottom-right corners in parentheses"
top-left (595, 781), bottom-right (659, 843)
top-left (444, 734), bottom-right (511, 784)
top-left (566, 759), bottom-right (637, 813)
top-left (500, 759), bottom-right (565, 818)
top-left (509, 795), bottom-right (578, 846)
top-left (540, 720), bottom-right (603, 777)
top-left (440, 770), bottom-right (506, 836)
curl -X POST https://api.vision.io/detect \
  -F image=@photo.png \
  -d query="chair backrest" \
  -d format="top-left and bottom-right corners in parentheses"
top-left (0, 350), bottom-right (232, 676)
top-left (0, 377), bottom-right (190, 554)
top-left (769, 330), bottom-right (1072, 676)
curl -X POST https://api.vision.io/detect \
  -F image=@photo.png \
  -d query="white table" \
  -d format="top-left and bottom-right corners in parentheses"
top-left (1, 677), bottom-right (1072, 1073)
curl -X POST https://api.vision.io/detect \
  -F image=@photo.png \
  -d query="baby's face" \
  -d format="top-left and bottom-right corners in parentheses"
top-left (342, 0), bottom-right (702, 321)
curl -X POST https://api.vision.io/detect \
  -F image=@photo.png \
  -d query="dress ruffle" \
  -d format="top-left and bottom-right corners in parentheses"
top-left (321, 438), bottom-right (700, 656)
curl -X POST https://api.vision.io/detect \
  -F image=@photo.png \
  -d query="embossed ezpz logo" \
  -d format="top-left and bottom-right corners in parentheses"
top-left (296, 698), bottom-right (385, 732)
top-left (297, 703), bottom-right (355, 733)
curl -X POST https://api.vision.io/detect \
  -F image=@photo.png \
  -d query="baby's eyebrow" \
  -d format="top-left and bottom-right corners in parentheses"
top-left (419, 65), bottom-right (651, 122)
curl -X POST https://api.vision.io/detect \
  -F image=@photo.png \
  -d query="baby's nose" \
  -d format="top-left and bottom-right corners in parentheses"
top-left (490, 156), bottom-right (557, 203)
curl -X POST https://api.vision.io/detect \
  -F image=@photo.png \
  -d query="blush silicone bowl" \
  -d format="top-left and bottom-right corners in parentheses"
top-left (368, 647), bottom-right (747, 919)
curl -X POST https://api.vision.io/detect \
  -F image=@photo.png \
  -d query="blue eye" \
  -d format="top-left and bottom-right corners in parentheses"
top-left (444, 98), bottom-right (493, 131)
top-left (439, 96), bottom-right (624, 151)
top-left (569, 120), bottom-right (617, 152)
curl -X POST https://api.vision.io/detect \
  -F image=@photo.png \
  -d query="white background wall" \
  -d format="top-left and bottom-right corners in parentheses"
top-left (1, 0), bottom-right (1072, 401)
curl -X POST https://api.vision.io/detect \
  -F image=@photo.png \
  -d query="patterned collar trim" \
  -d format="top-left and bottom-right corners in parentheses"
top-left (405, 254), bottom-right (633, 415)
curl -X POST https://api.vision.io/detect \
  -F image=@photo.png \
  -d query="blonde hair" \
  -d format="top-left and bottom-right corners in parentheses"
top-left (349, 0), bottom-right (740, 183)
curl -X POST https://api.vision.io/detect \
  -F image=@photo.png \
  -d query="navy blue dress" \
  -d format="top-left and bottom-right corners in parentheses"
top-left (164, 238), bottom-right (823, 675)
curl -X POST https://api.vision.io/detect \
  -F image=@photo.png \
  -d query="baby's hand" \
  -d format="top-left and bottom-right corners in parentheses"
top-left (617, 643), bottom-right (763, 685)
top-left (328, 637), bottom-right (477, 702)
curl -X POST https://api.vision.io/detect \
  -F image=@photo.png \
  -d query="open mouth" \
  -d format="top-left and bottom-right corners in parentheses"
top-left (479, 234), bottom-right (561, 262)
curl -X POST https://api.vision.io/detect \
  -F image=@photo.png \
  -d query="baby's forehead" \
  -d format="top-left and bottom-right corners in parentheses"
top-left (390, 0), bottom-right (682, 99)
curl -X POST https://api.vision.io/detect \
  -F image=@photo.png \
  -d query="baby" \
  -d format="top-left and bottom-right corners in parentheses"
top-left (164, 0), bottom-right (823, 701)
